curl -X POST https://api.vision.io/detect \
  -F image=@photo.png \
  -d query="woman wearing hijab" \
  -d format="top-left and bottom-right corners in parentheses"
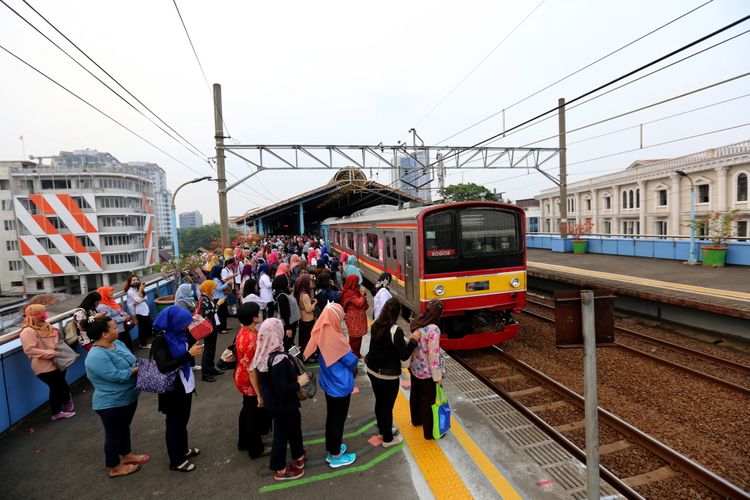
top-left (275, 263), bottom-right (290, 279)
top-left (97, 286), bottom-right (134, 350)
top-left (84, 316), bottom-right (147, 477)
top-left (20, 304), bottom-right (75, 420)
top-left (174, 283), bottom-right (197, 313)
top-left (303, 304), bottom-right (357, 468)
top-left (293, 274), bottom-right (316, 355)
top-left (340, 274), bottom-right (369, 360)
top-left (364, 298), bottom-right (420, 447)
top-left (273, 275), bottom-right (300, 351)
top-left (408, 300), bottom-right (445, 440)
top-left (343, 255), bottom-right (363, 285)
top-left (288, 254), bottom-right (301, 286)
top-left (252, 318), bottom-right (309, 481)
top-left (267, 251), bottom-right (280, 266)
top-left (152, 306), bottom-right (205, 472)
top-left (372, 273), bottom-right (394, 321)
top-left (74, 291), bottom-right (105, 351)
top-left (197, 280), bottom-right (225, 382)
top-left (258, 263), bottom-right (274, 318)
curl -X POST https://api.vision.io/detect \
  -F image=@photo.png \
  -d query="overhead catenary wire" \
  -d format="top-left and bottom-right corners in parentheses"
top-left (436, 0), bottom-right (715, 145)
top-left (17, 0), bottom-right (211, 161)
top-left (0, 42), bottom-right (210, 179)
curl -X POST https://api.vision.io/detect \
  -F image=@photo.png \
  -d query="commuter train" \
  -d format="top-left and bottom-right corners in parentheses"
top-left (325, 201), bottom-right (526, 350)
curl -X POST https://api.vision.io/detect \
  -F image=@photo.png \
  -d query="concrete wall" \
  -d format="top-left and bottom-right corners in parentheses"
top-left (0, 280), bottom-right (174, 434)
top-left (526, 235), bottom-right (750, 266)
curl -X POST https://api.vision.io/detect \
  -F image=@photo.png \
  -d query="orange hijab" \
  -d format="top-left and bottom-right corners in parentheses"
top-left (303, 303), bottom-right (350, 364)
top-left (97, 286), bottom-right (122, 311)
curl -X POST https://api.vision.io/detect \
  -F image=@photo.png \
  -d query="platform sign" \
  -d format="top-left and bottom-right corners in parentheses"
top-left (553, 289), bottom-right (616, 348)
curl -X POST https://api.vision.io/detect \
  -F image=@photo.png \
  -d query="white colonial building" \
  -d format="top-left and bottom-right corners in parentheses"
top-left (536, 141), bottom-right (750, 240)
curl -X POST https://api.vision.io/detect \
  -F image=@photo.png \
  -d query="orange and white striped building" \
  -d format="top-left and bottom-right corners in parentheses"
top-left (1, 160), bottom-right (158, 296)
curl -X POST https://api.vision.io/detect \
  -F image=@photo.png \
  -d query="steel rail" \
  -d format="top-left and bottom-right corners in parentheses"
top-left (454, 348), bottom-right (750, 499)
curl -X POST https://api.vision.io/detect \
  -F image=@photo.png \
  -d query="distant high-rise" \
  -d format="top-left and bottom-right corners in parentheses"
top-left (397, 150), bottom-right (431, 202)
top-left (179, 210), bottom-right (203, 229)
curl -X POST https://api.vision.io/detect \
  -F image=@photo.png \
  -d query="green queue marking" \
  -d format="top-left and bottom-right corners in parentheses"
top-left (303, 419), bottom-right (377, 446)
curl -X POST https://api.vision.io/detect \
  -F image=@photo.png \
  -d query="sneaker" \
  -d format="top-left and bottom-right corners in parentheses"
top-left (64, 399), bottom-right (74, 412)
top-left (51, 411), bottom-right (76, 421)
top-left (274, 466), bottom-right (304, 481)
top-left (377, 427), bottom-right (399, 440)
top-left (381, 434), bottom-right (403, 448)
top-left (327, 452), bottom-right (356, 468)
top-left (325, 444), bottom-right (347, 462)
top-left (192, 365), bottom-right (202, 371)
top-left (293, 449), bottom-right (307, 469)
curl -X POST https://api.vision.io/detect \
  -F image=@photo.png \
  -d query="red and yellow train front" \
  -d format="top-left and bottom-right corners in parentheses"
top-left (417, 202), bottom-right (526, 350)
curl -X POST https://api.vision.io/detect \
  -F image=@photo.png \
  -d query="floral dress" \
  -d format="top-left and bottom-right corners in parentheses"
top-left (409, 324), bottom-right (443, 381)
top-left (233, 326), bottom-right (258, 396)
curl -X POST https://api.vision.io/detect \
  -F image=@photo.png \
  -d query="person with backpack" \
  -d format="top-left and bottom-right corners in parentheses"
top-left (303, 303), bottom-right (357, 468)
top-left (408, 300), bottom-right (445, 440)
top-left (364, 297), bottom-right (420, 447)
top-left (273, 275), bottom-right (300, 351)
top-left (234, 303), bottom-right (271, 459)
top-left (251, 318), bottom-right (309, 481)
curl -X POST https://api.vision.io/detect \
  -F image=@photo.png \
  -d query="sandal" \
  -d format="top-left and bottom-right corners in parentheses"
top-left (170, 460), bottom-right (196, 472)
top-left (123, 454), bottom-right (150, 465)
top-left (109, 463), bottom-right (142, 478)
top-left (184, 448), bottom-right (200, 458)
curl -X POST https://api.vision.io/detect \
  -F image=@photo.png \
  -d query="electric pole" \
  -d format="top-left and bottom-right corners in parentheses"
top-left (558, 97), bottom-right (568, 236)
top-left (214, 83), bottom-right (229, 245)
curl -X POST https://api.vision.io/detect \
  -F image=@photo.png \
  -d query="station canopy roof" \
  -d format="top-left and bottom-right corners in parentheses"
top-left (232, 168), bottom-right (423, 234)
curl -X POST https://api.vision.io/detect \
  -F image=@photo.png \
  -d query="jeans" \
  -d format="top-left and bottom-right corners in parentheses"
top-left (95, 401), bottom-right (138, 467)
top-left (238, 395), bottom-right (271, 458)
top-left (269, 409), bottom-right (304, 471)
top-left (409, 373), bottom-right (437, 440)
top-left (367, 374), bottom-right (399, 443)
top-left (37, 369), bottom-right (70, 415)
top-left (165, 391), bottom-right (192, 467)
top-left (325, 394), bottom-right (351, 455)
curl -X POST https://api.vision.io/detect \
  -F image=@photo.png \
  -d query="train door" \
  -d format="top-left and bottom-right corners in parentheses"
top-left (404, 232), bottom-right (415, 304)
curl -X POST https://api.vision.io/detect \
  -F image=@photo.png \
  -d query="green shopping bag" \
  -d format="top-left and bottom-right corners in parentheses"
top-left (432, 384), bottom-right (451, 439)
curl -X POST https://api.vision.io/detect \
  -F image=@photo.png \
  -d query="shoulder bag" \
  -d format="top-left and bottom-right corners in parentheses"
top-left (390, 325), bottom-right (411, 369)
top-left (432, 384), bottom-right (451, 439)
top-left (135, 355), bottom-right (178, 393)
top-left (53, 329), bottom-right (79, 371)
top-left (269, 348), bottom-right (317, 401)
top-left (188, 297), bottom-right (214, 341)
top-left (63, 309), bottom-right (84, 346)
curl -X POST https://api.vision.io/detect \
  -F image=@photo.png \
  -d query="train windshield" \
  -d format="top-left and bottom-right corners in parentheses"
top-left (423, 206), bottom-right (523, 274)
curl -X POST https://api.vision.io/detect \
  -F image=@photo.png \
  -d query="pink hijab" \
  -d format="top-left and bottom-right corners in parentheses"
top-left (275, 263), bottom-right (289, 277)
top-left (251, 318), bottom-right (285, 372)
top-left (307, 248), bottom-right (318, 265)
top-left (267, 252), bottom-right (279, 265)
top-left (303, 303), bottom-right (350, 364)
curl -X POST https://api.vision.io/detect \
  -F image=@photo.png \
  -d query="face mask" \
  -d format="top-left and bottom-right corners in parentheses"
top-left (32, 313), bottom-right (48, 321)
top-left (132, 281), bottom-right (140, 287)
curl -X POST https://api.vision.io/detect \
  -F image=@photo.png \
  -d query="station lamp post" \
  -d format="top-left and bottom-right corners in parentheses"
top-left (171, 176), bottom-right (213, 259)
top-left (675, 170), bottom-right (697, 264)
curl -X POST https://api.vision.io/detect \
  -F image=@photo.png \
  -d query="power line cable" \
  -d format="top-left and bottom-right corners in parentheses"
top-left (0, 42), bottom-right (208, 178)
top-left (412, 0), bottom-right (547, 129)
top-left (437, 0), bottom-right (715, 144)
top-left (17, 0), bottom-right (210, 161)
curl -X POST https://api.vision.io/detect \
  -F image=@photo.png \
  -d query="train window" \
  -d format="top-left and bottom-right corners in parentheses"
top-left (366, 234), bottom-right (380, 260)
top-left (459, 208), bottom-right (519, 256)
top-left (424, 211), bottom-right (456, 259)
top-left (405, 235), bottom-right (413, 268)
top-left (346, 232), bottom-right (354, 249)
top-left (391, 237), bottom-right (397, 260)
top-left (386, 237), bottom-right (391, 258)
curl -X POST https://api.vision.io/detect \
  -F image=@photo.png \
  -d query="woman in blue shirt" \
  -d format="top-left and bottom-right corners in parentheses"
top-left (303, 303), bottom-right (357, 468)
top-left (84, 316), bottom-right (149, 478)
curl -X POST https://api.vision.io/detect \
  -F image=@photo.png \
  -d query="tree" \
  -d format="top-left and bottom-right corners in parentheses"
top-left (158, 236), bottom-right (172, 249)
top-left (178, 223), bottom-right (241, 254)
top-left (440, 183), bottom-right (497, 202)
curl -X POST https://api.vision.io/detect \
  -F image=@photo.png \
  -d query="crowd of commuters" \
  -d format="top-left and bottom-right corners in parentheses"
top-left (18, 234), bottom-right (446, 482)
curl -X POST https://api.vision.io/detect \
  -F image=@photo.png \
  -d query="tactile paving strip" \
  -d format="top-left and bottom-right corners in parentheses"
top-left (444, 357), bottom-right (623, 499)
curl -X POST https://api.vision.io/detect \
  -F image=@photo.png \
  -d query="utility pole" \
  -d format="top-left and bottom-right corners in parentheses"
top-left (558, 97), bottom-right (568, 236)
top-left (214, 83), bottom-right (229, 245)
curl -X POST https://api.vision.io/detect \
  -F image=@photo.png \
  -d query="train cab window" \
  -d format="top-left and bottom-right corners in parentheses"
top-left (346, 232), bottom-right (354, 249)
top-left (366, 234), bottom-right (380, 260)
top-left (424, 211), bottom-right (456, 258)
top-left (459, 208), bottom-right (519, 256)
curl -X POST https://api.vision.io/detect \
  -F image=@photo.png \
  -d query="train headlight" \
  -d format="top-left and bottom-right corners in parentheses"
top-left (509, 277), bottom-right (521, 288)
top-left (433, 285), bottom-right (445, 296)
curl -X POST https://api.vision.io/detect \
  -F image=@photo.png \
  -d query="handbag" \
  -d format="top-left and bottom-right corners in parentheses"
top-left (432, 384), bottom-right (451, 440)
top-left (135, 357), bottom-right (178, 393)
top-left (63, 310), bottom-right (83, 346)
top-left (123, 317), bottom-right (137, 331)
top-left (188, 314), bottom-right (213, 341)
top-left (53, 331), bottom-right (79, 371)
top-left (270, 348), bottom-right (317, 401)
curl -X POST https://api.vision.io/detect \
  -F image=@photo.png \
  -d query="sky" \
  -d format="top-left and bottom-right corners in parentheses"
top-left (1, 0), bottom-right (749, 224)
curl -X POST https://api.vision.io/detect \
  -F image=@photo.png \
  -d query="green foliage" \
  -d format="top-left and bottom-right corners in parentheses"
top-left (440, 183), bottom-right (498, 202)
top-left (177, 223), bottom-right (241, 255)
top-left (161, 254), bottom-right (206, 277)
top-left (690, 210), bottom-right (741, 246)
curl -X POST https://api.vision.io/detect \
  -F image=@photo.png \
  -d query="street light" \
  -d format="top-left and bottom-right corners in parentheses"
top-left (675, 170), bottom-right (697, 264)
top-left (171, 176), bottom-right (213, 258)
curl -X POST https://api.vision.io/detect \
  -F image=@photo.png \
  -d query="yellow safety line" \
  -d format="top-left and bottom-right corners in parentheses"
top-left (528, 261), bottom-right (750, 303)
top-left (392, 390), bottom-right (473, 499)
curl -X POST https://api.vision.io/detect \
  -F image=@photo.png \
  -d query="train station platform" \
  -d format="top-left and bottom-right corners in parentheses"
top-left (0, 317), bottom-right (617, 500)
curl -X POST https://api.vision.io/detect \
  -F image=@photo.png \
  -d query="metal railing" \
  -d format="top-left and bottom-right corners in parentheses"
top-left (527, 232), bottom-right (749, 242)
top-left (0, 273), bottom-right (175, 347)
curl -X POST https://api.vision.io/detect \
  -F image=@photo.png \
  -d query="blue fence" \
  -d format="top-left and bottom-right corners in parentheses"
top-left (526, 235), bottom-right (750, 266)
top-left (0, 279), bottom-right (174, 434)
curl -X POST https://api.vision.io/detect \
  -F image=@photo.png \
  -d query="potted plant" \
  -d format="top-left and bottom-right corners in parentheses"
top-left (693, 210), bottom-right (740, 267)
top-left (157, 254), bottom-right (207, 310)
top-left (561, 220), bottom-right (594, 254)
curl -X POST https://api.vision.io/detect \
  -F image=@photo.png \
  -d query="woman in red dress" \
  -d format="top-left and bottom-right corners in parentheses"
top-left (340, 274), bottom-right (368, 359)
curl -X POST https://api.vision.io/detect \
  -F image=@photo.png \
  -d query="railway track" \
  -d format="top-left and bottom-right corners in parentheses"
top-left (451, 347), bottom-right (750, 499)
top-left (524, 298), bottom-right (750, 395)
